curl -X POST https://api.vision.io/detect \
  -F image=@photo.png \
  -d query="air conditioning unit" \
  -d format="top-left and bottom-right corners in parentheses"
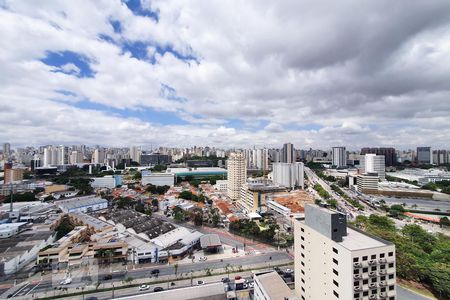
top-left (379, 258), bottom-right (387, 263)
top-left (354, 274), bottom-right (362, 280)
top-left (379, 281), bottom-right (387, 286)
top-left (380, 292), bottom-right (387, 297)
top-left (379, 270), bottom-right (387, 275)
top-left (369, 283), bottom-right (377, 288)
top-left (353, 262), bottom-right (362, 268)
top-left (354, 286), bottom-right (362, 292)
top-left (369, 295), bottom-right (378, 300)
top-left (369, 271), bottom-right (377, 277)
top-left (369, 260), bottom-right (377, 265)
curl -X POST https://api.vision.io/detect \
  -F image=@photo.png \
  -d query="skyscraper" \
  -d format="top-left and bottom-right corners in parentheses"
top-left (3, 143), bottom-right (10, 158)
top-left (227, 152), bottom-right (247, 201)
top-left (361, 154), bottom-right (386, 180)
top-left (332, 146), bottom-right (347, 168)
top-left (294, 204), bottom-right (396, 300)
top-left (272, 162), bottom-right (304, 189)
top-left (361, 147), bottom-right (397, 166)
top-left (281, 143), bottom-right (295, 163)
top-left (417, 147), bottom-right (432, 164)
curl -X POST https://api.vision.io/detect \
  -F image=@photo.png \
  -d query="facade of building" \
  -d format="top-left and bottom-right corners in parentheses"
top-left (356, 173), bottom-right (379, 193)
top-left (56, 196), bottom-right (108, 213)
top-left (239, 182), bottom-right (287, 213)
top-left (227, 152), bottom-right (247, 201)
top-left (361, 148), bottom-right (396, 167)
top-left (294, 204), bottom-right (396, 300)
top-left (332, 147), bottom-right (347, 168)
top-left (4, 168), bottom-right (24, 183)
top-left (91, 175), bottom-right (122, 189)
top-left (272, 162), bottom-right (304, 189)
top-left (140, 153), bottom-right (172, 166)
top-left (361, 154), bottom-right (386, 180)
top-left (417, 147), bottom-right (432, 164)
top-left (141, 172), bottom-right (175, 186)
top-left (282, 143), bottom-right (295, 163)
top-left (214, 179), bottom-right (228, 192)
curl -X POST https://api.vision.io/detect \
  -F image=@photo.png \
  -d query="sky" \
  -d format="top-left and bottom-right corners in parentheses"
top-left (1, 0), bottom-right (450, 150)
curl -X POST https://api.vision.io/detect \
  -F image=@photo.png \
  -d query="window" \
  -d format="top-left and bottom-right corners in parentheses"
top-left (389, 297), bottom-right (395, 300)
top-left (363, 291), bottom-right (368, 296)
top-left (371, 266), bottom-right (377, 271)
top-left (371, 289), bottom-right (377, 294)
top-left (354, 269), bottom-right (359, 275)
top-left (363, 279), bottom-right (368, 284)
top-left (301, 286), bottom-right (305, 292)
top-left (333, 291), bottom-right (339, 298)
top-left (381, 276), bottom-right (386, 281)
top-left (301, 244), bottom-right (305, 249)
top-left (333, 247), bottom-right (338, 254)
top-left (301, 253), bottom-right (305, 258)
top-left (380, 265), bottom-right (386, 270)
top-left (302, 296), bottom-right (305, 300)
top-left (333, 280), bottom-right (339, 287)
top-left (333, 269), bottom-right (339, 276)
top-left (353, 257), bottom-right (359, 262)
top-left (354, 293), bottom-right (359, 299)
top-left (333, 258), bottom-right (338, 265)
top-left (389, 286), bottom-right (394, 290)
top-left (354, 281), bottom-right (360, 286)
top-left (389, 274), bottom-right (394, 279)
top-left (371, 278), bottom-right (377, 283)
top-left (301, 270), bottom-right (305, 275)
top-left (301, 236), bottom-right (305, 241)
top-left (380, 253), bottom-right (385, 258)
top-left (301, 261), bottom-right (305, 266)
top-left (371, 254), bottom-right (376, 259)
top-left (362, 256), bottom-right (368, 261)
top-left (301, 278), bottom-right (305, 283)
top-left (301, 227), bottom-right (304, 232)
top-left (381, 287), bottom-right (386, 292)
top-left (388, 252), bottom-right (393, 257)
top-left (388, 263), bottom-right (394, 268)
top-left (363, 267), bottom-right (368, 273)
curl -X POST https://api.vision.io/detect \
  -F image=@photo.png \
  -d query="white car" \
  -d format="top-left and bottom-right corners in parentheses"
top-left (285, 268), bottom-right (294, 274)
top-left (199, 256), bottom-right (207, 261)
top-left (196, 280), bottom-right (205, 285)
top-left (139, 284), bottom-right (150, 291)
top-left (60, 278), bottom-right (72, 285)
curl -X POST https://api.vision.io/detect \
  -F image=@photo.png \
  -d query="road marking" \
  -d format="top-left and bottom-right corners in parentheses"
top-left (11, 282), bottom-right (29, 298)
top-left (26, 282), bottom-right (41, 295)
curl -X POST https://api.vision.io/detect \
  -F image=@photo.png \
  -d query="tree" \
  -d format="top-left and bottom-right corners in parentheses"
top-left (212, 213), bottom-right (221, 227)
top-left (132, 172), bottom-right (142, 180)
top-left (55, 216), bottom-right (75, 239)
top-left (389, 204), bottom-right (406, 217)
top-left (440, 217), bottom-right (450, 227)
top-left (402, 225), bottom-right (436, 253)
top-left (191, 207), bottom-right (203, 226)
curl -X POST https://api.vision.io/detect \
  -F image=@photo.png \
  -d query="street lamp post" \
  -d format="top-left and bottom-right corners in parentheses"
top-left (275, 229), bottom-right (280, 250)
top-left (112, 283), bottom-right (115, 299)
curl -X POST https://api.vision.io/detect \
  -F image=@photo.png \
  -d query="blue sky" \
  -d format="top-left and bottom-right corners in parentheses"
top-left (1, 0), bottom-right (450, 148)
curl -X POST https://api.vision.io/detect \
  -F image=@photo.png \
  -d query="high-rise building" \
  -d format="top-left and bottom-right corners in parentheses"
top-left (432, 149), bottom-right (449, 165)
top-left (272, 162), bottom-right (304, 189)
top-left (281, 143), bottom-right (295, 163)
top-left (3, 143), bottom-right (11, 159)
top-left (294, 204), bottom-right (396, 300)
top-left (92, 148), bottom-right (105, 164)
top-left (356, 173), bottom-right (379, 193)
top-left (69, 151), bottom-right (83, 164)
top-left (130, 146), bottom-right (141, 164)
top-left (332, 147), bottom-right (347, 168)
top-left (227, 152), bottom-right (247, 201)
top-left (417, 147), bottom-right (432, 164)
top-left (361, 148), bottom-right (397, 167)
top-left (361, 154), bottom-right (385, 180)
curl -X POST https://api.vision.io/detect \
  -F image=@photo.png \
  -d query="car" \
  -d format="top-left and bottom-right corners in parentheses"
top-left (60, 278), bottom-right (72, 285)
top-left (199, 256), bottom-right (207, 261)
top-left (139, 284), bottom-right (150, 291)
top-left (222, 277), bottom-right (230, 283)
top-left (103, 274), bottom-right (112, 280)
top-left (285, 268), bottom-right (294, 274)
top-left (151, 269), bottom-right (160, 274)
top-left (153, 287), bottom-right (164, 292)
top-left (234, 275), bottom-right (242, 280)
top-left (196, 280), bottom-right (205, 285)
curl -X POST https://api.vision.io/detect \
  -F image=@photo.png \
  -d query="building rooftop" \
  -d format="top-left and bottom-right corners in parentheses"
top-left (0, 228), bottom-right (54, 261)
top-left (255, 271), bottom-right (295, 300)
top-left (70, 212), bottom-right (113, 232)
top-left (56, 196), bottom-right (107, 211)
top-left (200, 234), bottom-right (222, 248)
top-left (339, 227), bottom-right (390, 251)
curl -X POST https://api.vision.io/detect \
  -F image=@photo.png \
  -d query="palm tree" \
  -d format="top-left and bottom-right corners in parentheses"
top-left (225, 263), bottom-right (231, 279)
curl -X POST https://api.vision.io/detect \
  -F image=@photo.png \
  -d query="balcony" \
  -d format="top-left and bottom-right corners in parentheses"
top-left (368, 260), bottom-right (377, 266)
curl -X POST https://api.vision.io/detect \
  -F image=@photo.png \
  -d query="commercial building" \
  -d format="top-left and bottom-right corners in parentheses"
top-left (4, 168), bottom-right (24, 183)
top-left (3, 143), bottom-right (11, 159)
top-left (332, 147), bottom-right (347, 168)
top-left (282, 143), bottom-right (295, 163)
top-left (56, 196), bottom-right (108, 213)
top-left (294, 204), bottom-right (396, 300)
top-left (356, 173), bottom-right (379, 193)
top-left (140, 153), bottom-right (172, 166)
top-left (361, 154), bottom-right (386, 180)
top-left (227, 153), bottom-right (247, 201)
top-left (91, 175), bottom-right (122, 189)
top-left (239, 181), bottom-right (287, 213)
top-left (141, 172), bottom-right (175, 186)
top-left (272, 162), bottom-right (304, 189)
top-left (254, 270), bottom-right (296, 300)
top-left (433, 149), bottom-right (449, 165)
top-left (417, 147), bottom-right (432, 164)
top-left (361, 148), bottom-right (396, 167)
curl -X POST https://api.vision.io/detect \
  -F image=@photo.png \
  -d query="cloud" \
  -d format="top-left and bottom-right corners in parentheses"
top-left (1, 0), bottom-right (450, 149)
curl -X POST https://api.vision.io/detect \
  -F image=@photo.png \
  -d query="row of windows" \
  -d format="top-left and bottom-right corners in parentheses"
top-left (353, 252), bottom-right (394, 263)
top-left (354, 291), bottom-right (395, 299)
top-left (353, 274), bottom-right (395, 286)
top-left (354, 263), bottom-right (394, 274)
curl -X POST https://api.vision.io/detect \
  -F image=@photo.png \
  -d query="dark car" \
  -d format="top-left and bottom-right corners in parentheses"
top-left (85, 297), bottom-right (98, 300)
top-left (103, 274), bottom-right (112, 280)
top-left (153, 287), bottom-right (164, 292)
top-left (151, 269), bottom-right (160, 274)
top-left (222, 277), bottom-right (230, 283)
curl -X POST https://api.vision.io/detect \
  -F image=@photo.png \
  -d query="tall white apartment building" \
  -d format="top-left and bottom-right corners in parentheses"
top-left (272, 162), bottom-right (304, 189)
top-left (92, 148), bottom-right (105, 164)
top-left (130, 146), bottom-right (141, 164)
top-left (357, 173), bottom-right (379, 193)
top-left (332, 146), bottom-right (347, 168)
top-left (69, 151), bottom-right (83, 164)
top-left (362, 154), bottom-right (385, 180)
top-left (294, 204), bottom-right (396, 300)
top-left (227, 152), bottom-right (247, 201)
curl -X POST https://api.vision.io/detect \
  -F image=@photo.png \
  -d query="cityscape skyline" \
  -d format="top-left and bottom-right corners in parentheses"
top-left (2, 1), bottom-right (450, 148)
